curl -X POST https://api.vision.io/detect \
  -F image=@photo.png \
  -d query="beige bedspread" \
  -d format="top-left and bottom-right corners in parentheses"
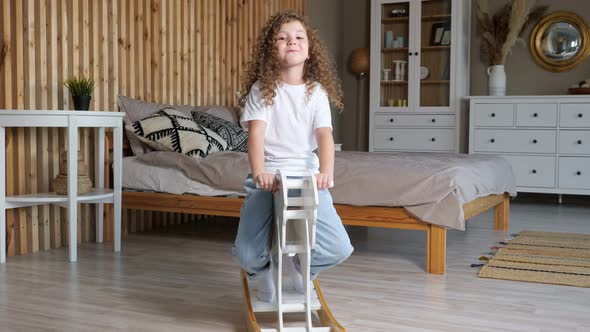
top-left (134, 151), bottom-right (516, 230)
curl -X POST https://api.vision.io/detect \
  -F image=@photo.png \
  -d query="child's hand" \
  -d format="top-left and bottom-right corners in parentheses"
top-left (254, 172), bottom-right (278, 192)
top-left (316, 173), bottom-right (334, 190)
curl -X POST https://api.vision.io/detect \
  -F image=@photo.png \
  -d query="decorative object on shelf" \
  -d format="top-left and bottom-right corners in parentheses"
top-left (64, 76), bottom-right (95, 111)
top-left (395, 36), bottom-right (404, 48)
top-left (530, 12), bottom-right (590, 72)
top-left (391, 9), bottom-right (407, 17)
top-left (382, 68), bottom-right (391, 81)
top-left (385, 30), bottom-right (394, 48)
top-left (486, 65), bottom-right (506, 96)
top-left (350, 47), bottom-right (370, 151)
top-left (430, 22), bottom-right (446, 46)
top-left (476, 0), bottom-right (548, 96)
top-left (440, 29), bottom-right (451, 45)
top-left (392, 60), bottom-right (406, 81)
top-left (420, 66), bottom-right (430, 80)
top-left (568, 77), bottom-right (590, 94)
top-left (52, 151), bottom-right (93, 195)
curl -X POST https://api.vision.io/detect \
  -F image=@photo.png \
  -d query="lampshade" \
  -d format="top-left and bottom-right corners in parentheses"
top-left (350, 48), bottom-right (370, 75)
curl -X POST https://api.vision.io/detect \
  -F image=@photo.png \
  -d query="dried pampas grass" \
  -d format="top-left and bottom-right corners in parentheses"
top-left (477, 0), bottom-right (548, 66)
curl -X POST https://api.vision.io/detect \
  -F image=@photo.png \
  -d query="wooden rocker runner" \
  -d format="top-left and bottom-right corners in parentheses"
top-left (241, 170), bottom-right (345, 331)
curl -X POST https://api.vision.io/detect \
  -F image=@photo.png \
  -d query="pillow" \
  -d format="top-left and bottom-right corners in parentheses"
top-left (117, 95), bottom-right (240, 155)
top-left (126, 107), bottom-right (228, 159)
top-left (191, 111), bottom-right (248, 152)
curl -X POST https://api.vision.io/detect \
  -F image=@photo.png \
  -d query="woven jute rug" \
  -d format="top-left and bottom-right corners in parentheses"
top-left (479, 231), bottom-right (590, 287)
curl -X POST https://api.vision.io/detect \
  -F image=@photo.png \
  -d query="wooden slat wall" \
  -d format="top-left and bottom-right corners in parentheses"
top-left (0, 0), bottom-right (305, 257)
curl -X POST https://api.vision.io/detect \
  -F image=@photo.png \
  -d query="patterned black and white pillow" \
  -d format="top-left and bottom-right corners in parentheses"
top-left (127, 107), bottom-right (228, 159)
top-left (191, 111), bottom-right (248, 152)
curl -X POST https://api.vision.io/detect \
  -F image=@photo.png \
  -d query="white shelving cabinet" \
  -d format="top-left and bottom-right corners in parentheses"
top-left (369, 0), bottom-right (470, 153)
top-left (0, 110), bottom-right (124, 263)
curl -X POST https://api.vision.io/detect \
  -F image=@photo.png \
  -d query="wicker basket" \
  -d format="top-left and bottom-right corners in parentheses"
top-left (58, 159), bottom-right (89, 176)
top-left (58, 151), bottom-right (88, 176)
top-left (52, 174), bottom-right (93, 195)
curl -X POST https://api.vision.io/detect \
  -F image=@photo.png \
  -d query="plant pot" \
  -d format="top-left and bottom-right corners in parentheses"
top-left (487, 65), bottom-right (506, 96)
top-left (72, 95), bottom-right (91, 111)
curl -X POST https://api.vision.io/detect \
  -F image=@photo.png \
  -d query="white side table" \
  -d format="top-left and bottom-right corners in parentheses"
top-left (0, 110), bottom-right (124, 263)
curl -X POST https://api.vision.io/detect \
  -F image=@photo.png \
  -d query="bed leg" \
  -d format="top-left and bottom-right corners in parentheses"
top-left (493, 194), bottom-right (510, 231)
top-left (427, 225), bottom-right (446, 275)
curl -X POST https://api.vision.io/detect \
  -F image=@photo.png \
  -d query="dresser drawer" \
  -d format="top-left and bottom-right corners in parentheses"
top-left (558, 131), bottom-right (590, 155)
top-left (473, 129), bottom-right (556, 153)
top-left (558, 157), bottom-right (590, 189)
top-left (374, 114), bottom-right (455, 127)
top-left (516, 103), bottom-right (557, 127)
top-left (374, 128), bottom-right (454, 151)
top-left (502, 155), bottom-right (556, 188)
top-left (474, 103), bottom-right (514, 127)
top-left (560, 104), bottom-right (590, 127)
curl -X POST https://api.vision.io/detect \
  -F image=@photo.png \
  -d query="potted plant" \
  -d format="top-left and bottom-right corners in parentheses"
top-left (64, 76), bottom-right (95, 110)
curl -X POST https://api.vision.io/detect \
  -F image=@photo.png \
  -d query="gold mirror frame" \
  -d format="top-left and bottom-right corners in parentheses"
top-left (530, 12), bottom-right (590, 72)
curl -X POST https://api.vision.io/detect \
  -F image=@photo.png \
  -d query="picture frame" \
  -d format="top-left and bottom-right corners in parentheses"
top-left (430, 23), bottom-right (445, 46)
top-left (440, 29), bottom-right (451, 45)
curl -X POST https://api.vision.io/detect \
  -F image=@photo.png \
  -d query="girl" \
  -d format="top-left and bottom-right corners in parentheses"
top-left (233, 11), bottom-right (353, 302)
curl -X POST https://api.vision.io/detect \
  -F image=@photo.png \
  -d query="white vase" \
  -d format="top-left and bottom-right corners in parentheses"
top-left (487, 65), bottom-right (506, 96)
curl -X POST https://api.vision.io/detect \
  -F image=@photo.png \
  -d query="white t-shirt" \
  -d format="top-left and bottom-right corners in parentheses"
top-left (241, 80), bottom-right (333, 173)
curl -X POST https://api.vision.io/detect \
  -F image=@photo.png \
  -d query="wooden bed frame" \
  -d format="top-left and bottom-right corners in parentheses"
top-left (109, 133), bottom-right (510, 275)
top-left (121, 176), bottom-right (509, 276)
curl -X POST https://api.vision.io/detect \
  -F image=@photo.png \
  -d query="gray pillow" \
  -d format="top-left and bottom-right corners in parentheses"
top-left (117, 95), bottom-right (239, 155)
top-left (191, 111), bottom-right (248, 152)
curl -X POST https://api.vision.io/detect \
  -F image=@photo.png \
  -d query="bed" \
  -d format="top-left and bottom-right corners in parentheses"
top-left (116, 147), bottom-right (515, 275)
top-left (110, 96), bottom-right (516, 275)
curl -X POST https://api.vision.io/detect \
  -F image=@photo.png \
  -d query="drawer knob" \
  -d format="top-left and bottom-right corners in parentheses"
top-left (578, 140), bottom-right (583, 145)
top-left (491, 113), bottom-right (496, 117)
top-left (389, 137), bottom-right (394, 141)
top-left (532, 169), bottom-right (537, 174)
top-left (431, 138), bottom-right (436, 142)
top-left (533, 113), bottom-right (538, 117)
top-left (389, 118), bottom-right (394, 123)
top-left (576, 171), bottom-right (582, 176)
top-left (578, 113), bottom-right (584, 118)
top-left (431, 118), bottom-right (436, 123)
top-left (490, 138), bottom-right (495, 143)
top-left (532, 139), bottom-right (538, 144)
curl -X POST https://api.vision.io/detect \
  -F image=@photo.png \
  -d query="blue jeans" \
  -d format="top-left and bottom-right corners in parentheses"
top-left (233, 177), bottom-right (353, 279)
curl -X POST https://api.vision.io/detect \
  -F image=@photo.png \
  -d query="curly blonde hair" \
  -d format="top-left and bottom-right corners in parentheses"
top-left (238, 11), bottom-right (343, 111)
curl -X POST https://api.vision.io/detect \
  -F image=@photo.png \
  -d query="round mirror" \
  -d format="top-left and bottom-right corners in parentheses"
top-left (530, 12), bottom-right (590, 72)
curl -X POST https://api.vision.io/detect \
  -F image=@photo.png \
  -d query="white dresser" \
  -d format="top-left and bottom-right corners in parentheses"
top-left (469, 96), bottom-right (590, 195)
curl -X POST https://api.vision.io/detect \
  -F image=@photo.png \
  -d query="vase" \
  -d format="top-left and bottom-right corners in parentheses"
top-left (72, 95), bottom-right (91, 111)
top-left (487, 65), bottom-right (506, 96)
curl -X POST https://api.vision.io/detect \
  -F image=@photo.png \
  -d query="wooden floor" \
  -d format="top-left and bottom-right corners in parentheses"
top-left (1, 201), bottom-right (589, 331)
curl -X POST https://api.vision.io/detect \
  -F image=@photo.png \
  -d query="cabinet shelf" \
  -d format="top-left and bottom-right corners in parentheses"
top-left (382, 46), bottom-right (449, 53)
top-left (421, 80), bottom-right (450, 84)
top-left (382, 47), bottom-right (409, 53)
top-left (381, 80), bottom-right (408, 85)
top-left (382, 17), bottom-right (409, 24)
top-left (421, 45), bottom-right (450, 51)
top-left (382, 14), bottom-right (450, 24)
top-left (421, 14), bottom-right (451, 22)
